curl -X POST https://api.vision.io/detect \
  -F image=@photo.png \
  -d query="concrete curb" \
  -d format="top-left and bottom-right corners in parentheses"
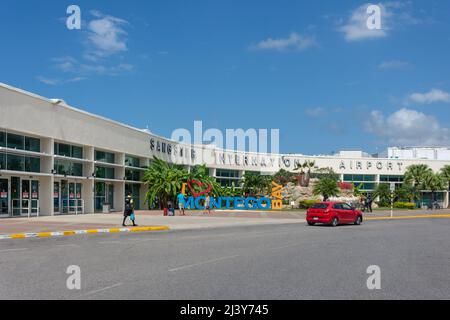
top-left (365, 214), bottom-right (450, 221)
top-left (0, 226), bottom-right (170, 240)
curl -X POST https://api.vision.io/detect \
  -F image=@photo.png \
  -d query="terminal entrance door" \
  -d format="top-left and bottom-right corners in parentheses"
top-left (10, 177), bottom-right (39, 217)
top-left (59, 180), bottom-right (83, 214)
top-left (0, 179), bottom-right (9, 217)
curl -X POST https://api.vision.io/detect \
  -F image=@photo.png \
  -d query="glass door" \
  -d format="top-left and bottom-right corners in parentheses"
top-left (68, 182), bottom-right (76, 214)
top-left (30, 180), bottom-right (39, 216)
top-left (54, 182), bottom-right (60, 213)
top-left (0, 179), bottom-right (9, 216)
top-left (61, 180), bottom-right (69, 213)
top-left (11, 177), bottom-right (21, 216)
top-left (107, 184), bottom-right (114, 210)
top-left (21, 179), bottom-right (30, 216)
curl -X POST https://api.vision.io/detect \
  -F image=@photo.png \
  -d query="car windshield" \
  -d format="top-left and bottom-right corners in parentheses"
top-left (311, 203), bottom-right (328, 209)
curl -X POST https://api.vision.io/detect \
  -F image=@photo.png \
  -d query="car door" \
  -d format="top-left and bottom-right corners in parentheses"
top-left (341, 203), bottom-right (356, 222)
top-left (332, 203), bottom-right (345, 221)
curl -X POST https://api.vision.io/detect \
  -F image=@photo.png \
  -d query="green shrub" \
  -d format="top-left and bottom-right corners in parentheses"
top-left (393, 202), bottom-right (416, 210)
top-left (376, 201), bottom-right (390, 208)
top-left (298, 199), bottom-right (319, 209)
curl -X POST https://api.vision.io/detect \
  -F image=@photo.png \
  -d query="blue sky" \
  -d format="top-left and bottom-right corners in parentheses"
top-left (1, 0), bottom-right (450, 155)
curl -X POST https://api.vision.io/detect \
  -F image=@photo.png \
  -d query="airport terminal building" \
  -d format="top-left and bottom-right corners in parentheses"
top-left (1, 83), bottom-right (449, 217)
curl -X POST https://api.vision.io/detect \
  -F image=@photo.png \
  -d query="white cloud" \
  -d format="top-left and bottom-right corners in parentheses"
top-left (378, 60), bottom-right (409, 70)
top-left (250, 33), bottom-right (318, 52)
top-left (36, 76), bottom-right (59, 86)
top-left (86, 11), bottom-right (129, 58)
top-left (305, 107), bottom-right (326, 117)
top-left (52, 56), bottom-right (133, 77)
top-left (338, 2), bottom-right (420, 42)
top-left (365, 108), bottom-right (450, 146)
top-left (407, 89), bottom-right (450, 104)
top-left (36, 75), bottom-right (86, 86)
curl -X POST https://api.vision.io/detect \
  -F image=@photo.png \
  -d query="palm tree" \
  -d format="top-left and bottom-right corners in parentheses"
top-left (313, 178), bottom-right (340, 201)
top-left (404, 164), bottom-right (432, 188)
top-left (189, 165), bottom-right (222, 197)
top-left (273, 169), bottom-right (295, 185)
top-left (440, 165), bottom-right (450, 191)
top-left (142, 157), bottom-right (187, 209)
top-left (394, 184), bottom-right (420, 203)
top-left (421, 172), bottom-right (446, 209)
top-left (294, 160), bottom-right (318, 187)
top-left (374, 183), bottom-right (391, 206)
top-left (242, 172), bottom-right (272, 196)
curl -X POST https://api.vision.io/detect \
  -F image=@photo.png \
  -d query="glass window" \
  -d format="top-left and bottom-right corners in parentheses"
top-left (25, 137), bottom-right (40, 152)
top-left (72, 163), bottom-right (83, 176)
top-left (7, 154), bottom-right (24, 171)
top-left (95, 166), bottom-right (115, 179)
top-left (7, 133), bottom-right (24, 150)
top-left (71, 146), bottom-right (83, 159)
top-left (125, 169), bottom-right (140, 181)
top-left (57, 143), bottom-right (71, 157)
top-left (25, 157), bottom-right (40, 173)
top-left (95, 151), bottom-right (115, 164)
top-left (0, 153), bottom-right (5, 170)
top-left (125, 155), bottom-right (140, 167)
top-left (0, 132), bottom-right (5, 147)
top-left (311, 203), bottom-right (328, 209)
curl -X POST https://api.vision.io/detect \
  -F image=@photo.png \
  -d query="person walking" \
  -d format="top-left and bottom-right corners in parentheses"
top-left (177, 192), bottom-right (186, 216)
top-left (365, 194), bottom-right (373, 213)
top-left (123, 193), bottom-right (137, 226)
top-left (204, 194), bottom-right (211, 214)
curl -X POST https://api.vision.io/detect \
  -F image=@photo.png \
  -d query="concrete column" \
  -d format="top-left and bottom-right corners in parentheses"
top-left (83, 146), bottom-right (95, 213)
top-left (444, 191), bottom-right (449, 209)
top-left (114, 181), bottom-right (125, 212)
top-left (39, 175), bottom-right (53, 216)
top-left (140, 183), bottom-right (148, 210)
top-left (82, 179), bottom-right (94, 214)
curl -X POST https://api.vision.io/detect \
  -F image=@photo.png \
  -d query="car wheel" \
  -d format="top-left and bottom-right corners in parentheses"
top-left (307, 221), bottom-right (315, 226)
top-left (354, 216), bottom-right (362, 225)
top-left (331, 217), bottom-right (339, 227)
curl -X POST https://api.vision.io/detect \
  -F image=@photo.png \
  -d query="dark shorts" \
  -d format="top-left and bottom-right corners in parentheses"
top-left (124, 209), bottom-right (132, 217)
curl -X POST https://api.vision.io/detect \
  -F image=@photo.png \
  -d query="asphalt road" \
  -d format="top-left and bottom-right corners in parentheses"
top-left (0, 218), bottom-right (449, 300)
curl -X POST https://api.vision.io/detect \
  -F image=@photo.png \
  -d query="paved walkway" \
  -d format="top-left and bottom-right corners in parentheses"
top-left (1, 209), bottom-right (450, 236)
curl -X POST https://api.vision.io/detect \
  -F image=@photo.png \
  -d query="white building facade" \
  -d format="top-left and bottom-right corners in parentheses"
top-left (1, 83), bottom-right (449, 217)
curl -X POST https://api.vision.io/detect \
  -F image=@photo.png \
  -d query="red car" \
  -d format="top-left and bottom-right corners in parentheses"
top-left (306, 202), bottom-right (363, 227)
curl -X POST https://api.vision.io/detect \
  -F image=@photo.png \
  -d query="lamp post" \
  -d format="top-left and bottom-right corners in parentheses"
top-left (390, 183), bottom-right (395, 218)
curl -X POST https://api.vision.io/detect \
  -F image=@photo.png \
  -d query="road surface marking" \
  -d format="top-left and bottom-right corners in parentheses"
top-left (0, 248), bottom-right (28, 253)
top-left (76, 283), bottom-right (123, 298)
top-left (55, 244), bottom-right (80, 248)
top-left (168, 255), bottom-right (240, 272)
top-left (268, 243), bottom-right (299, 251)
top-left (366, 214), bottom-right (450, 221)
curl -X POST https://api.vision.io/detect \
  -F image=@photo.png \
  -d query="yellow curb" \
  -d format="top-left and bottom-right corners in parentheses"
top-left (10, 234), bottom-right (26, 239)
top-left (366, 214), bottom-right (450, 221)
top-left (0, 226), bottom-right (170, 240)
top-left (37, 232), bottom-right (52, 238)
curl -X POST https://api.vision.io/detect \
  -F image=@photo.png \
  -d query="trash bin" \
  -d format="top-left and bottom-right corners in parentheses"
top-left (163, 208), bottom-right (168, 216)
top-left (102, 204), bottom-right (111, 213)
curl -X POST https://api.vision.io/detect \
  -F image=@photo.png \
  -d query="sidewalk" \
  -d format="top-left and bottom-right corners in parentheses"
top-left (1, 208), bottom-right (449, 237)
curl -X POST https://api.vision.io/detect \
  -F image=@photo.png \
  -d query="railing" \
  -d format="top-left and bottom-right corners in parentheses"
top-left (21, 199), bottom-right (40, 218)
top-left (68, 199), bottom-right (84, 215)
